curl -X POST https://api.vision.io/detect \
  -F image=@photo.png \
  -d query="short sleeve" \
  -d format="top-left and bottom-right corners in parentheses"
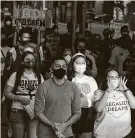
top-left (6, 72), bottom-right (17, 87)
top-left (93, 90), bottom-right (104, 102)
top-left (41, 75), bottom-right (44, 83)
top-left (71, 83), bottom-right (81, 116)
top-left (34, 83), bottom-right (46, 116)
top-left (9, 47), bottom-right (16, 62)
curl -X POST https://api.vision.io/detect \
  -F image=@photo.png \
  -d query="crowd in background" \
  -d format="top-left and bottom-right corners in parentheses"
top-left (1, 15), bottom-right (135, 138)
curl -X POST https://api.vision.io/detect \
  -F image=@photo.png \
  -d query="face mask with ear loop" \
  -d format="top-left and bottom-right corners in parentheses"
top-left (53, 68), bottom-right (67, 79)
top-left (24, 60), bottom-right (35, 69)
top-left (64, 55), bottom-right (71, 64)
top-left (74, 64), bottom-right (86, 74)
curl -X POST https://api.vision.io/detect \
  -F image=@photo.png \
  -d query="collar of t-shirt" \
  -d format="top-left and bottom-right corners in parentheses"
top-left (23, 72), bottom-right (35, 79)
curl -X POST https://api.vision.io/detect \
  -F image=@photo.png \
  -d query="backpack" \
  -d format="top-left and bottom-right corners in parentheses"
top-left (3, 46), bottom-right (22, 88)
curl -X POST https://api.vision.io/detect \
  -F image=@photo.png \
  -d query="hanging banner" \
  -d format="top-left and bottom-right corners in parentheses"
top-left (13, 1), bottom-right (53, 29)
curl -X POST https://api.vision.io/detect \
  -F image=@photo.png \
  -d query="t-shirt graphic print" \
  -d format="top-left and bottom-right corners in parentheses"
top-left (106, 95), bottom-right (129, 118)
top-left (93, 90), bottom-right (131, 138)
top-left (72, 75), bottom-right (98, 108)
top-left (7, 72), bottom-right (44, 110)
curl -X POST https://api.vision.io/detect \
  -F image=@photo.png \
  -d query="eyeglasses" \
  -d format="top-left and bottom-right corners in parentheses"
top-left (107, 76), bottom-right (119, 79)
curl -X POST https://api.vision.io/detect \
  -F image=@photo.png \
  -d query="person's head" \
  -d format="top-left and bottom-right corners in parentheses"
top-left (62, 48), bottom-right (72, 64)
top-left (21, 51), bottom-right (36, 70)
top-left (40, 31), bottom-right (46, 45)
top-left (23, 43), bottom-right (36, 53)
top-left (76, 32), bottom-right (83, 39)
top-left (105, 68), bottom-right (120, 90)
top-left (19, 27), bottom-right (32, 43)
top-left (67, 22), bottom-right (73, 34)
top-left (85, 31), bottom-right (92, 40)
top-left (103, 28), bottom-right (114, 39)
top-left (68, 53), bottom-right (88, 80)
top-left (51, 57), bottom-right (67, 79)
top-left (121, 25), bottom-right (129, 36)
top-left (15, 51), bottom-right (41, 86)
top-left (4, 16), bottom-right (12, 27)
top-left (92, 34), bottom-right (101, 47)
top-left (52, 25), bottom-right (58, 34)
top-left (120, 34), bottom-right (132, 49)
top-left (103, 28), bottom-right (110, 39)
top-left (75, 38), bottom-right (87, 54)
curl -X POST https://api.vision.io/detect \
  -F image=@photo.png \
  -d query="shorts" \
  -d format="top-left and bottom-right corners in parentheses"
top-left (72, 107), bottom-right (95, 134)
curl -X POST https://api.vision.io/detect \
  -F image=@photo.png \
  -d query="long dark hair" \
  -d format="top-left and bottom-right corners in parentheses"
top-left (101, 68), bottom-right (120, 91)
top-left (14, 51), bottom-right (41, 89)
top-left (67, 54), bottom-right (89, 81)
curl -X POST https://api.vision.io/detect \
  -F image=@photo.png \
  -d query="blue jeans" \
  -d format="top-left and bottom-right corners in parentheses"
top-left (10, 110), bottom-right (38, 138)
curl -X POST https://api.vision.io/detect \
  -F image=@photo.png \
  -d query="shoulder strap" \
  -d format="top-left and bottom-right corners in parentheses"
top-left (1, 49), bottom-right (6, 59)
top-left (12, 72), bottom-right (20, 94)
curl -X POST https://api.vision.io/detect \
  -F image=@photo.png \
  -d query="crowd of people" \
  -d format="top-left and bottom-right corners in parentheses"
top-left (1, 16), bottom-right (135, 138)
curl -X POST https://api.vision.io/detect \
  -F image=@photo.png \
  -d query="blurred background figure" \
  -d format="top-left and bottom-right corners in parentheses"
top-left (62, 47), bottom-right (72, 65)
top-left (75, 38), bottom-right (97, 77)
top-left (1, 16), bottom-right (14, 48)
top-left (59, 22), bottom-right (75, 55)
top-left (115, 25), bottom-right (130, 46)
top-left (109, 34), bottom-right (132, 76)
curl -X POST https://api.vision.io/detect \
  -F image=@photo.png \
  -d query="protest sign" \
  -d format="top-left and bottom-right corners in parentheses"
top-left (13, 1), bottom-right (53, 29)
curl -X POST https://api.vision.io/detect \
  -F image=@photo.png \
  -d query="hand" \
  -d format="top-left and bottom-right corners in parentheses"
top-left (55, 131), bottom-right (65, 138)
top-left (14, 24), bottom-right (21, 32)
top-left (51, 123), bottom-right (58, 131)
top-left (19, 97), bottom-right (30, 106)
top-left (119, 76), bottom-right (128, 90)
top-left (52, 123), bottom-right (66, 138)
top-left (54, 122), bottom-right (67, 134)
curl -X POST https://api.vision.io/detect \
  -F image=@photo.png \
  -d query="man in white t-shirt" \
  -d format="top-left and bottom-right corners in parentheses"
top-left (109, 34), bottom-right (132, 76)
top-left (93, 69), bottom-right (135, 138)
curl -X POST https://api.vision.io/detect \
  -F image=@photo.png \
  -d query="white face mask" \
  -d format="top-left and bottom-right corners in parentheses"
top-left (74, 64), bottom-right (86, 74)
top-left (64, 55), bottom-right (71, 64)
top-left (109, 80), bottom-right (120, 89)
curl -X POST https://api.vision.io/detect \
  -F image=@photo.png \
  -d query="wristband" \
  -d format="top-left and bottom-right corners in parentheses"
top-left (124, 89), bottom-right (129, 93)
top-left (106, 90), bottom-right (109, 93)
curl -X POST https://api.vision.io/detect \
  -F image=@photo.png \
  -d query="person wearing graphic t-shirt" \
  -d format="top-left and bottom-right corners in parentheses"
top-left (68, 53), bottom-right (98, 138)
top-left (93, 69), bottom-right (135, 138)
top-left (4, 51), bottom-right (44, 138)
top-left (34, 57), bottom-right (81, 138)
